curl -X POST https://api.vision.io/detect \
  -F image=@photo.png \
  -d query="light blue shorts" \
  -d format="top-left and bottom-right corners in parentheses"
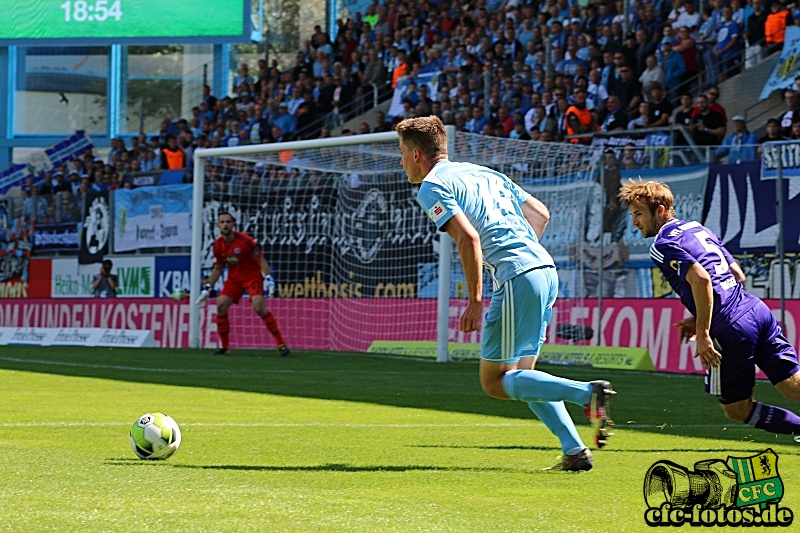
top-left (481, 266), bottom-right (558, 364)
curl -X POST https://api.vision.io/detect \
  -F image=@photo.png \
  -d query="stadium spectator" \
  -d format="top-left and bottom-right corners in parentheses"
top-left (759, 117), bottom-right (788, 145)
top-left (528, 105), bottom-right (557, 137)
top-left (92, 259), bottom-right (118, 298)
top-left (781, 89), bottom-right (800, 136)
top-left (22, 185), bottom-right (48, 223)
top-left (565, 88), bottom-right (596, 144)
top-left (551, 95), bottom-right (570, 140)
top-left (373, 110), bottom-right (392, 132)
top-left (614, 64), bottom-right (643, 116)
top-left (698, 7), bottom-right (719, 88)
top-left (765, 1), bottom-right (792, 55)
top-left (673, 26), bottom-right (698, 80)
top-left (466, 105), bottom-right (489, 135)
top-left (658, 38), bottom-right (687, 96)
top-left (714, 6), bottom-right (741, 83)
top-left (715, 115), bottom-right (758, 163)
top-left (687, 94), bottom-right (726, 145)
top-left (629, 102), bottom-right (651, 129)
top-left (747, 0), bottom-right (768, 69)
top-left (675, 0), bottom-right (701, 30)
top-left (275, 101), bottom-right (298, 135)
top-left (648, 83), bottom-right (674, 128)
top-left (599, 95), bottom-right (628, 131)
top-left (160, 136), bottom-right (186, 170)
top-left (673, 93), bottom-right (695, 140)
top-left (639, 55), bottom-right (665, 100)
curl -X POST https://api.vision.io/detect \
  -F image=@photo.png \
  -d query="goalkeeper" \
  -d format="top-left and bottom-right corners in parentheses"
top-left (197, 212), bottom-right (289, 357)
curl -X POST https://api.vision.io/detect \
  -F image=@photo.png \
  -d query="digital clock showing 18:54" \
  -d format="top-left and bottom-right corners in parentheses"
top-left (61, 0), bottom-right (123, 22)
top-left (0, 0), bottom-right (247, 44)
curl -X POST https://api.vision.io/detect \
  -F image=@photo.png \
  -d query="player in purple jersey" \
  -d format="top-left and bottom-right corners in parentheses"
top-left (620, 180), bottom-right (800, 440)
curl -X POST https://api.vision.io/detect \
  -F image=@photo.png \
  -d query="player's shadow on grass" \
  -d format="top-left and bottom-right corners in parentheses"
top-left (104, 460), bottom-right (535, 474)
top-left (409, 444), bottom-right (800, 456)
top-left (3, 348), bottom-right (799, 447)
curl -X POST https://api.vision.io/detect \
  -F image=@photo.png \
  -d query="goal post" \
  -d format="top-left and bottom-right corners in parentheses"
top-left (188, 127), bottom-right (599, 360)
top-left (188, 129), bottom-right (455, 354)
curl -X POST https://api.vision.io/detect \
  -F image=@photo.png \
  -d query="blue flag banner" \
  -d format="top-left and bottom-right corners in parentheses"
top-left (388, 71), bottom-right (440, 118)
top-left (342, 0), bottom-right (374, 20)
top-left (45, 130), bottom-right (93, 169)
top-left (113, 184), bottom-right (193, 252)
top-left (760, 27), bottom-right (800, 99)
top-left (761, 140), bottom-right (800, 179)
top-left (0, 164), bottom-right (32, 195)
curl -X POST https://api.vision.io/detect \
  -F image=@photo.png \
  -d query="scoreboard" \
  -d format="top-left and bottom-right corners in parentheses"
top-left (0, 0), bottom-right (249, 45)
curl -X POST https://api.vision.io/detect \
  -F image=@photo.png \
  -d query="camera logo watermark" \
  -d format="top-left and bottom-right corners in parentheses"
top-left (643, 448), bottom-right (793, 527)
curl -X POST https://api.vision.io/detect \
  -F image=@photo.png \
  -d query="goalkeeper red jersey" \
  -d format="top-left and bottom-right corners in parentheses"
top-left (212, 231), bottom-right (263, 283)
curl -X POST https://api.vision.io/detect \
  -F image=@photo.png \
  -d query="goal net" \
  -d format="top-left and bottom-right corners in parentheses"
top-left (189, 130), bottom-right (603, 358)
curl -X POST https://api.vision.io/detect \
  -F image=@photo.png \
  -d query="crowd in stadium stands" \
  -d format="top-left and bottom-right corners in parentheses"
top-left (18, 0), bottom-right (800, 223)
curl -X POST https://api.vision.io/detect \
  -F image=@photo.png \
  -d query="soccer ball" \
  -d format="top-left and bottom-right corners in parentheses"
top-left (172, 289), bottom-right (185, 301)
top-left (129, 412), bottom-right (182, 460)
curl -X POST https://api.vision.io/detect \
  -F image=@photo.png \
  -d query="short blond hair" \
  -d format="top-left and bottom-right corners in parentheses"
top-left (618, 179), bottom-right (676, 216)
top-left (396, 116), bottom-right (448, 160)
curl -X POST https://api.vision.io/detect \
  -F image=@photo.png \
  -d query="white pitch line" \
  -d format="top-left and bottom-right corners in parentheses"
top-left (0, 357), bottom-right (471, 375)
top-left (0, 421), bottom-right (747, 429)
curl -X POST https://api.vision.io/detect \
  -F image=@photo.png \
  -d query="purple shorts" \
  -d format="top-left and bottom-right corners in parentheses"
top-left (705, 300), bottom-right (800, 404)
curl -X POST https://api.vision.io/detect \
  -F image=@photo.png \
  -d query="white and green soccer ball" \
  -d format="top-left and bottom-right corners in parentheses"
top-left (129, 412), bottom-right (182, 460)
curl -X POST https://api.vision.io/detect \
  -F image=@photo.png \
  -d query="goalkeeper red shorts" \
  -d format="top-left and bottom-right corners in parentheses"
top-left (219, 277), bottom-right (264, 303)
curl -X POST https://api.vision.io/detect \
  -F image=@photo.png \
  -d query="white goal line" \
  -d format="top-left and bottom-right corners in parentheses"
top-left (0, 421), bottom-right (746, 429)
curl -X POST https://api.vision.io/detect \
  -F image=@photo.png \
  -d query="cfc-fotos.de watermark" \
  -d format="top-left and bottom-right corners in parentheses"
top-left (643, 449), bottom-right (794, 527)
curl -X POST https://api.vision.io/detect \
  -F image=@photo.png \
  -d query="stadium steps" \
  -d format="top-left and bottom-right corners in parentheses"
top-left (333, 97), bottom-right (392, 136)
top-left (719, 50), bottom-right (782, 133)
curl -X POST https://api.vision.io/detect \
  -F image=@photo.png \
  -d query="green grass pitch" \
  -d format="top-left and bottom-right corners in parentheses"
top-left (1, 346), bottom-right (799, 532)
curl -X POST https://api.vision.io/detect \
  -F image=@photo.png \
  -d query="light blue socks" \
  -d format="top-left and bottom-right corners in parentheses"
top-left (502, 369), bottom-right (593, 406)
top-left (527, 401), bottom-right (585, 454)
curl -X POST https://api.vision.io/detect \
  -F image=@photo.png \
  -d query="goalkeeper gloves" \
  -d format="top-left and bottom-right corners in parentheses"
top-left (195, 283), bottom-right (212, 308)
top-left (263, 275), bottom-right (276, 298)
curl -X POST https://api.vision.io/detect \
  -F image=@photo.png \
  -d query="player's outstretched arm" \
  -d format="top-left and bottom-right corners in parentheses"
top-left (685, 262), bottom-right (722, 370)
top-left (257, 256), bottom-right (272, 277)
top-left (521, 196), bottom-right (551, 239)
top-left (204, 263), bottom-right (224, 288)
top-left (730, 261), bottom-right (746, 283)
top-left (443, 213), bottom-right (483, 333)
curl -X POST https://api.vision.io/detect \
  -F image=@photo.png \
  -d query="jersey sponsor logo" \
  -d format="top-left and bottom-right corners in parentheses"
top-left (428, 201), bottom-right (447, 222)
top-left (227, 254), bottom-right (239, 264)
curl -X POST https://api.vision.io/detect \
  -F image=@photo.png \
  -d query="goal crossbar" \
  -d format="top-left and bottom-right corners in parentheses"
top-left (189, 129), bottom-right (454, 361)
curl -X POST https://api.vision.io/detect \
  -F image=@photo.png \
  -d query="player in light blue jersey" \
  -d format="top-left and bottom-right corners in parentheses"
top-left (397, 116), bottom-right (616, 471)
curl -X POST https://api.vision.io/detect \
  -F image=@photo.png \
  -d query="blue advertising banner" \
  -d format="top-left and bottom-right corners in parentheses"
top-left (45, 130), bottom-right (93, 169)
top-left (155, 255), bottom-right (190, 298)
top-left (761, 27), bottom-right (800, 99)
top-left (702, 161), bottom-right (800, 253)
top-left (114, 184), bottom-right (193, 252)
top-left (32, 222), bottom-right (80, 252)
top-left (761, 139), bottom-right (800, 179)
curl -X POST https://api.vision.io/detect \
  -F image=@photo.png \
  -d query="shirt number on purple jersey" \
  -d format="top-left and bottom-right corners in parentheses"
top-left (694, 230), bottom-right (730, 276)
